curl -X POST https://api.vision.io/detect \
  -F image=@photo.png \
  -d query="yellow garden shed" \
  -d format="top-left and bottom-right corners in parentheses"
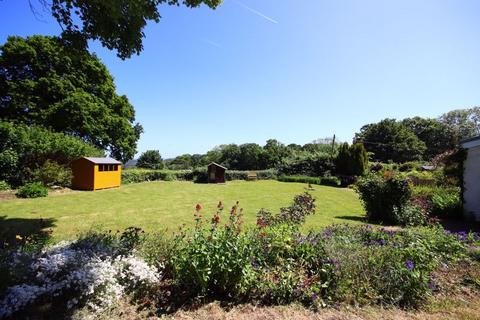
top-left (71, 157), bottom-right (122, 191)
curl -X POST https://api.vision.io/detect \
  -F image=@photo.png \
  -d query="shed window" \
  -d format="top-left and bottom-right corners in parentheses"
top-left (98, 164), bottom-right (119, 171)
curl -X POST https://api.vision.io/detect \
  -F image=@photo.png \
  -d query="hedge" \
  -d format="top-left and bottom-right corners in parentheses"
top-left (277, 175), bottom-right (341, 187)
top-left (122, 169), bottom-right (278, 184)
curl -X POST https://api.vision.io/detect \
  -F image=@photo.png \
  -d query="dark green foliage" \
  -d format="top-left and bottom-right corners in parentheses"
top-left (356, 174), bottom-right (412, 224)
top-left (262, 139), bottom-right (292, 168)
top-left (17, 182), bottom-right (48, 198)
top-left (402, 117), bottom-right (456, 159)
top-left (31, 160), bottom-right (72, 187)
top-left (46, 0), bottom-right (223, 59)
top-left (355, 119), bottom-right (427, 162)
top-left (277, 153), bottom-right (335, 177)
top-left (278, 175), bottom-right (341, 187)
top-left (0, 35), bottom-right (142, 161)
top-left (0, 121), bottom-right (103, 187)
top-left (166, 153), bottom-right (208, 170)
top-left (121, 169), bottom-right (193, 184)
top-left (137, 150), bottom-right (164, 169)
top-left (335, 143), bottom-right (368, 176)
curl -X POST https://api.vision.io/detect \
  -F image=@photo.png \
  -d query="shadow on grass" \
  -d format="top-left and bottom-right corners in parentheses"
top-left (0, 215), bottom-right (56, 249)
top-left (335, 215), bottom-right (367, 223)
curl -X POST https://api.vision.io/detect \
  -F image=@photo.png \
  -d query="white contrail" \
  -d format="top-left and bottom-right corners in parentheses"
top-left (233, 0), bottom-right (279, 24)
top-left (201, 39), bottom-right (222, 48)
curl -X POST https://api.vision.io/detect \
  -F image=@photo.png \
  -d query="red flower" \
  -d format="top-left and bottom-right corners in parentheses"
top-left (212, 214), bottom-right (221, 225)
top-left (195, 203), bottom-right (202, 212)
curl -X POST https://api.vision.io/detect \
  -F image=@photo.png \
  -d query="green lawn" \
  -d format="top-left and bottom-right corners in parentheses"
top-left (0, 180), bottom-right (365, 241)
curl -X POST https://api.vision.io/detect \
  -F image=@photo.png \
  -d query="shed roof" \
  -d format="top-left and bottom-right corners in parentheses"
top-left (460, 135), bottom-right (480, 149)
top-left (208, 162), bottom-right (227, 170)
top-left (83, 157), bottom-right (122, 164)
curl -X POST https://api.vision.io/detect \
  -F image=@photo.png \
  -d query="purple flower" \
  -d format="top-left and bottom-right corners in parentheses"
top-left (405, 260), bottom-right (415, 270)
top-left (311, 293), bottom-right (318, 301)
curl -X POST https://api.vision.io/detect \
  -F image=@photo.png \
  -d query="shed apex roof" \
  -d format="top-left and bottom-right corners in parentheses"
top-left (460, 135), bottom-right (480, 149)
top-left (83, 157), bottom-right (122, 164)
top-left (208, 162), bottom-right (227, 170)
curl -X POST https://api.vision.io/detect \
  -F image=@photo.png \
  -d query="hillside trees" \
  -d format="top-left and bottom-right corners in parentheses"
top-left (0, 35), bottom-right (142, 161)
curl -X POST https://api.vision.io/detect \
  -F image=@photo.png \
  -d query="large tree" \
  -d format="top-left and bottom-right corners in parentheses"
top-left (354, 119), bottom-right (427, 163)
top-left (439, 107), bottom-right (480, 143)
top-left (30, 0), bottom-right (223, 59)
top-left (137, 150), bottom-right (164, 169)
top-left (0, 35), bottom-right (142, 161)
top-left (402, 117), bottom-right (456, 159)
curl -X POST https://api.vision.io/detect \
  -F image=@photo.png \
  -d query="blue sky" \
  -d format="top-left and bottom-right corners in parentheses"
top-left (1, 0), bottom-right (480, 158)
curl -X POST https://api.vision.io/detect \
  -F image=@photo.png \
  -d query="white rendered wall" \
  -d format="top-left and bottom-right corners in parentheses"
top-left (464, 145), bottom-right (480, 221)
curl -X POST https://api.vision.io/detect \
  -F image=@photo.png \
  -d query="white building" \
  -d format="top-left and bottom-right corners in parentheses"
top-left (461, 136), bottom-right (480, 221)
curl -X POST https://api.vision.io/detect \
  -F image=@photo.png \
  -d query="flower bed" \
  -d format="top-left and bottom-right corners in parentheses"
top-left (1, 194), bottom-right (478, 318)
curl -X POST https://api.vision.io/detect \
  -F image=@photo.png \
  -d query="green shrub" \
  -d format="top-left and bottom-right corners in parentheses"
top-left (412, 185), bottom-right (462, 218)
top-left (277, 153), bottom-right (335, 177)
top-left (0, 180), bottom-right (10, 191)
top-left (17, 182), bottom-right (48, 198)
top-left (121, 169), bottom-right (193, 184)
top-left (321, 176), bottom-right (341, 187)
top-left (431, 189), bottom-right (462, 218)
top-left (171, 202), bottom-right (255, 298)
top-left (0, 121), bottom-right (102, 187)
top-left (392, 202), bottom-right (428, 226)
top-left (277, 175), bottom-right (340, 187)
top-left (335, 143), bottom-right (368, 176)
top-left (31, 160), bottom-right (72, 187)
top-left (356, 174), bottom-right (412, 224)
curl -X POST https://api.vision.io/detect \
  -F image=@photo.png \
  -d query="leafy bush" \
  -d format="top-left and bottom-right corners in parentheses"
top-left (122, 168), bottom-right (277, 185)
top-left (278, 175), bottom-right (341, 187)
top-left (412, 186), bottom-right (462, 218)
top-left (392, 202), bottom-right (428, 226)
top-left (356, 174), bottom-right (412, 224)
top-left (431, 189), bottom-right (462, 218)
top-left (121, 169), bottom-right (193, 184)
top-left (0, 121), bottom-right (102, 187)
top-left (31, 160), bottom-right (72, 187)
top-left (0, 181), bottom-right (10, 191)
top-left (171, 202), bottom-right (254, 298)
top-left (16, 183), bottom-right (48, 198)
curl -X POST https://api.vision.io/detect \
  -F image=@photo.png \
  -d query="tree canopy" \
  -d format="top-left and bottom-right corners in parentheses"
top-left (401, 117), bottom-right (455, 159)
top-left (137, 150), bottom-right (164, 169)
top-left (40, 0), bottom-right (223, 59)
top-left (354, 119), bottom-right (427, 163)
top-left (0, 35), bottom-right (142, 161)
top-left (438, 107), bottom-right (480, 143)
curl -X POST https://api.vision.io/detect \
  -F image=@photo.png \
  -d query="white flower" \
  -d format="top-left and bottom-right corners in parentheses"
top-left (0, 239), bottom-right (161, 317)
